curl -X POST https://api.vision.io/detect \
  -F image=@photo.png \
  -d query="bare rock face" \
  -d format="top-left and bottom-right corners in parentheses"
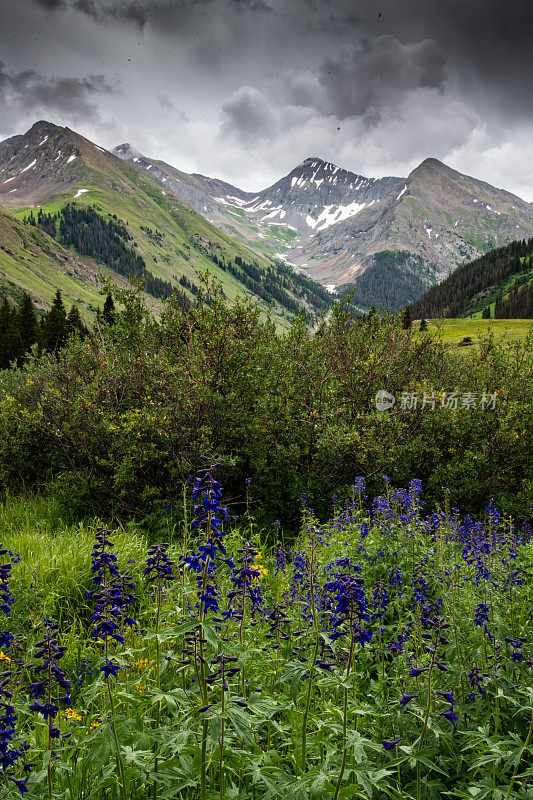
top-left (2, 121), bottom-right (533, 311)
top-left (114, 143), bottom-right (533, 309)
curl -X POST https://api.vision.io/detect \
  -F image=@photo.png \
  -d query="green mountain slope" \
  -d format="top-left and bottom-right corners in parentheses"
top-left (0, 204), bottom-right (136, 316)
top-left (0, 121), bottom-right (332, 322)
top-left (409, 237), bottom-right (533, 319)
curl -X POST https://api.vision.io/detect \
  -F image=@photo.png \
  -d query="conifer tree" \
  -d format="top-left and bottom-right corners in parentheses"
top-left (103, 292), bottom-right (116, 325)
top-left (42, 290), bottom-right (67, 353)
top-left (66, 304), bottom-right (87, 339)
top-left (419, 318), bottom-right (427, 331)
top-left (0, 298), bottom-right (23, 369)
top-left (18, 293), bottom-right (39, 355)
top-left (401, 306), bottom-right (412, 329)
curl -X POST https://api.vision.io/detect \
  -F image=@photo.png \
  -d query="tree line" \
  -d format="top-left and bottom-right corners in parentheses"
top-left (410, 238), bottom-right (533, 319)
top-left (26, 205), bottom-right (188, 304)
top-left (494, 282), bottom-right (533, 318)
top-left (0, 290), bottom-right (117, 370)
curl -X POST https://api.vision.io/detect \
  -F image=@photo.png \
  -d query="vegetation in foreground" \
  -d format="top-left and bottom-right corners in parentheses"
top-left (0, 278), bottom-right (532, 528)
top-left (0, 474), bottom-right (531, 799)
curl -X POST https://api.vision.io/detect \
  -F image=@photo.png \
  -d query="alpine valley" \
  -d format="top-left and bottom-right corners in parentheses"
top-left (113, 144), bottom-right (533, 310)
top-left (1, 120), bottom-right (533, 315)
top-left (0, 121), bottom-right (331, 323)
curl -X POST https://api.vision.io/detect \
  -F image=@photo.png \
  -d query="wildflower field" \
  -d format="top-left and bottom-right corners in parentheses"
top-left (0, 469), bottom-right (532, 800)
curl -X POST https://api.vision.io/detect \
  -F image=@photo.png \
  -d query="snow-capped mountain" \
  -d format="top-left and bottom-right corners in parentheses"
top-left (113, 144), bottom-right (533, 309)
top-left (208, 157), bottom-right (403, 235)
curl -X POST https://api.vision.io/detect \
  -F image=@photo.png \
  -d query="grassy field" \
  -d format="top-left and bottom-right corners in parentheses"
top-left (418, 317), bottom-right (533, 347)
top-left (0, 480), bottom-right (532, 799)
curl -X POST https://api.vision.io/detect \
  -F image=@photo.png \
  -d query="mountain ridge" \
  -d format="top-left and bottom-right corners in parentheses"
top-left (113, 142), bottom-right (533, 309)
top-left (0, 121), bottom-right (333, 322)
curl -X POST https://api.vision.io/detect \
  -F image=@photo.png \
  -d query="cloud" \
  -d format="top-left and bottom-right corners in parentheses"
top-left (33, 0), bottom-right (67, 9)
top-left (29, 0), bottom-right (271, 28)
top-left (211, 32), bottom-right (480, 187)
top-left (220, 86), bottom-right (277, 144)
top-left (0, 61), bottom-right (115, 131)
top-left (315, 36), bottom-right (447, 122)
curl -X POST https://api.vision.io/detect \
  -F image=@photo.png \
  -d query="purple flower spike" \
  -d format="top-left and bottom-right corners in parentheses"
top-left (435, 691), bottom-right (455, 705)
top-left (383, 738), bottom-right (402, 750)
top-left (100, 660), bottom-right (120, 680)
top-left (399, 693), bottom-right (418, 707)
top-left (409, 667), bottom-right (429, 677)
top-left (440, 708), bottom-right (458, 728)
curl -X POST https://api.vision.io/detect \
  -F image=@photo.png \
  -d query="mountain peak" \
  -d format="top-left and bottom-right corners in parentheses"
top-left (409, 157), bottom-right (453, 178)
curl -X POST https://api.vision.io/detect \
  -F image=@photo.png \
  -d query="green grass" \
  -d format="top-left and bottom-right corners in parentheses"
top-left (417, 317), bottom-right (533, 347)
top-left (6, 150), bottom-right (295, 326)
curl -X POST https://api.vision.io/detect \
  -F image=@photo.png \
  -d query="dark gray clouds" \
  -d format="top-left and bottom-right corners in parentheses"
top-left (0, 61), bottom-right (113, 130)
top-left (1, 0), bottom-right (533, 198)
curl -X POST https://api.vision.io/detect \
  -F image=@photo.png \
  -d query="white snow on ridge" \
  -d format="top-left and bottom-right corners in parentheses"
top-left (397, 184), bottom-right (408, 200)
top-left (266, 222), bottom-right (297, 231)
top-left (38, 136), bottom-right (49, 146)
top-left (3, 176), bottom-right (15, 184)
top-left (275, 253), bottom-right (298, 266)
top-left (305, 199), bottom-right (370, 231)
top-left (21, 159), bottom-right (37, 174)
top-left (67, 154), bottom-right (76, 164)
top-left (425, 227), bottom-right (432, 239)
top-left (74, 188), bottom-right (89, 198)
top-left (55, 151), bottom-right (62, 162)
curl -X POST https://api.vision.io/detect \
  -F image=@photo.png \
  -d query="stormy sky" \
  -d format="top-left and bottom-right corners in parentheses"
top-left (1, 0), bottom-right (532, 198)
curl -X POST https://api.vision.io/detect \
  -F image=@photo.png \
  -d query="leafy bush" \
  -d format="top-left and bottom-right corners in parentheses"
top-left (0, 279), bottom-right (531, 528)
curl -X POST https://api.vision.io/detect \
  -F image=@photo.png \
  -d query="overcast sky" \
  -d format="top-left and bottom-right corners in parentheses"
top-left (1, 0), bottom-right (532, 199)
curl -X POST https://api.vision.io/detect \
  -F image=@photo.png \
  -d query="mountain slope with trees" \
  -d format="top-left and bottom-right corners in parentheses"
top-left (409, 237), bottom-right (533, 318)
top-left (0, 121), bottom-right (332, 323)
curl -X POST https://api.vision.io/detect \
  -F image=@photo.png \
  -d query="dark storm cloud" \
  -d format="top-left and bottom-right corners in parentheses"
top-left (0, 61), bottom-right (114, 125)
top-left (221, 86), bottom-right (275, 143)
top-left (29, 0), bottom-right (271, 28)
top-left (308, 0), bottom-right (533, 111)
top-left (317, 36), bottom-right (447, 121)
top-left (33, 0), bottom-right (67, 9)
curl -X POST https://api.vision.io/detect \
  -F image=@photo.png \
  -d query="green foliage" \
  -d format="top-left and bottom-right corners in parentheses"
top-left (411, 237), bottom-right (533, 319)
top-left (0, 279), bottom-right (531, 527)
top-left (0, 490), bottom-right (532, 799)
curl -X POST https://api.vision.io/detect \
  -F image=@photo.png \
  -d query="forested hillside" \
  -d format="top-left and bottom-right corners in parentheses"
top-left (410, 237), bottom-right (533, 318)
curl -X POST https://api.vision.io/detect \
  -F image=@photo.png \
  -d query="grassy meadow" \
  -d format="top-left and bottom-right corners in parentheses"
top-left (416, 318), bottom-right (533, 348)
top-left (0, 286), bottom-right (532, 798)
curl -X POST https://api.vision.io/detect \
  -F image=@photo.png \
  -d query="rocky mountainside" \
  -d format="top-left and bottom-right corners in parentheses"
top-left (115, 145), bottom-right (533, 310)
top-left (0, 122), bottom-right (332, 322)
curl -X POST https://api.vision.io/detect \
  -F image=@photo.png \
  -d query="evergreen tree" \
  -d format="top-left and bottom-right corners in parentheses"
top-left (419, 318), bottom-right (427, 331)
top-left (66, 304), bottom-right (87, 339)
top-left (103, 292), bottom-right (116, 325)
top-left (0, 298), bottom-right (23, 369)
top-left (481, 306), bottom-right (491, 319)
top-left (401, 306), bottom-right (412, 329)
top-left (18, 293), bottom-right (39, 355)
top-left (42, 290), bottom-right (67, 353)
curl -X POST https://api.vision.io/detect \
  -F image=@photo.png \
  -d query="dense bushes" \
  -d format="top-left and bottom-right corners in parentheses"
top-left (0, 279), bottom-right (531, 529)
